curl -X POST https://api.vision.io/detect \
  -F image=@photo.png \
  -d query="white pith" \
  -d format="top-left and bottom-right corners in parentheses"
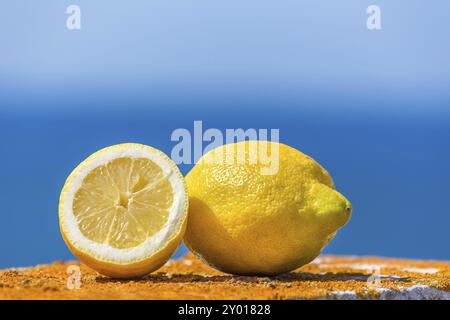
top-left (59, 144), bottom-right (187, 264)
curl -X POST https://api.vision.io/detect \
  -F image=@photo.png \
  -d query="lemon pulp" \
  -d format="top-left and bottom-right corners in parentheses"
top-left (73, 157), bottom-right (174, 249)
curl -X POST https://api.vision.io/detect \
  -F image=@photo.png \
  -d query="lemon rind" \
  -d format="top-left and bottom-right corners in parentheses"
top-left (59, 143), bottom-right (188, 267)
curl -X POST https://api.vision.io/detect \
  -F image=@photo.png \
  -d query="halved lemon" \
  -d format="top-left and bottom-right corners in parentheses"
top-left (59, 143), bottom-right (188, 278)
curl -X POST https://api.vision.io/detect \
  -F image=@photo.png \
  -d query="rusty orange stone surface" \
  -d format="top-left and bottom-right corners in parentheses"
top-left (0, 254), bottom-right (449, 300)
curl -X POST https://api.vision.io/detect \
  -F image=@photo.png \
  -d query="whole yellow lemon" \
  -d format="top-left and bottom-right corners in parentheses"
top-left (184, 141), bottom-right (351, 275)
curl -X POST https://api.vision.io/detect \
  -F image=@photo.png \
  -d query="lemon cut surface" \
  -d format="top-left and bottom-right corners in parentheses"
top-left (59, 143), bottom-right (188, 278)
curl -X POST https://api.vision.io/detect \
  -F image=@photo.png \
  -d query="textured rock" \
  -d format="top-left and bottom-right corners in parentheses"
top-left (0, 254), bottom-right (448, 300)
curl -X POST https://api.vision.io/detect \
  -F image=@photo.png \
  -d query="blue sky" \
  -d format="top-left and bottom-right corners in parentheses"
top-left (2, 1), bottom-right (450, 104)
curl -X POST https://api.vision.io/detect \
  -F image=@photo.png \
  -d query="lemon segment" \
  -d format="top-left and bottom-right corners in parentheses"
top-left (59, 143), bottom-right (188, 278)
